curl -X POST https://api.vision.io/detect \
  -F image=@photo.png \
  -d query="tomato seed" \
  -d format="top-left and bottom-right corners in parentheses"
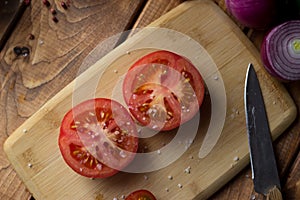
top-left (71, 125), bottom-right (77, 129)
top-left (89, 112), bottom-right (95, 116)
top-left (114, 131), bottom-right (120, 135)
top-left (85, 117), bottom-right (91, 122)
top-left (100, 111), bottom-right (105, 119)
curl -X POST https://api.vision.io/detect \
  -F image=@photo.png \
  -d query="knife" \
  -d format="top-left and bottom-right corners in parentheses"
top-left (244, 64), bottom-right (283, 200)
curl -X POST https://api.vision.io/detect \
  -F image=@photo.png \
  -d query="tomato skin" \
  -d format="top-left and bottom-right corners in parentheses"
top-left (125, 190), bottom-right (157, 200)
top-left (123, 50), bottom-right (205, 131)
top-left (59, 98), bottom-right (138, 178)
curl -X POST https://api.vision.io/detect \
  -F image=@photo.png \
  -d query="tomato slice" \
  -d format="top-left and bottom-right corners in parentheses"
top-left (123, 50), bottom-right (205, 131)
top-left (59, 98), bottom-right (138, 178)
top-left (125, 189), bottom-right (157, 200)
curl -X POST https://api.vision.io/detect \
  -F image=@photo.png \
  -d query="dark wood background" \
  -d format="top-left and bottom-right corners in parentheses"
top-left (0, 0), bottom-right (299, 199)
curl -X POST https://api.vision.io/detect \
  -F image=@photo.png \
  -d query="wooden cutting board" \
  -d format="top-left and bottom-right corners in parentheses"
top-left (4, 0), bottom-right (297, 199)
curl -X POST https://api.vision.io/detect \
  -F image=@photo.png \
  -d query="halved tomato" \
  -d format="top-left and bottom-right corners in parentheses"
top-left (123, 50), bottom-right (205, 131)
top-left (58, 98), bottom-right (138, 178)
top-left (125, 189), bottom-right (156, 200)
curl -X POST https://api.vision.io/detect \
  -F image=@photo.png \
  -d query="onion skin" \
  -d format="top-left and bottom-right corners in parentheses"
top-left (261, 20), bottom-right (300, 81)
top-left (225, 0), bottom-right (277, 29)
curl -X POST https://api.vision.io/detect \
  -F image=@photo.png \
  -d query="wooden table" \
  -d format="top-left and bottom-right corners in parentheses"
top-left (0, 0), bottom-right (299, 199)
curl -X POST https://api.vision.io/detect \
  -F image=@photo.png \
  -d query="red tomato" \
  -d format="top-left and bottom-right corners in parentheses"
top-left (125, 189), bottom-right (157, 200)
top-left (123, 50), bottom-right (205, 131)
top-left (59, 98), bottom-right (138, 178)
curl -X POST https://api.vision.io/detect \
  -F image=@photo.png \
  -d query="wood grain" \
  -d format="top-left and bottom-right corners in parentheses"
top-left (3, 1), bottom-right (297, 199)
top-left (0, 0), bottom-right (145, 199)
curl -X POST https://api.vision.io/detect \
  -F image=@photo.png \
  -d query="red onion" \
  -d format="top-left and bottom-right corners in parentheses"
top-left (261, 20), bottom-right (300, 81)
top-left (225, 0), bottom-right (277, 29)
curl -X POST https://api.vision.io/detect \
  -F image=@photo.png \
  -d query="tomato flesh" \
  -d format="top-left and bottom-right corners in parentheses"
top-left (125, 189), bottom-right (156, 200)
top-left (59, 98), bottom-right (138, 178)
top-left (123, 50), bottom-right (205, 131)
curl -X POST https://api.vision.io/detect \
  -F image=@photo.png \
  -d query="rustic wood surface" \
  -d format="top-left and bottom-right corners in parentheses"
top-left (0, 0), bottom-right (299, 199)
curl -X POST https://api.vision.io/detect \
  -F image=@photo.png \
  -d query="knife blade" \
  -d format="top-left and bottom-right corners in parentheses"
top-left (244, 63), bottom-right (283, 200)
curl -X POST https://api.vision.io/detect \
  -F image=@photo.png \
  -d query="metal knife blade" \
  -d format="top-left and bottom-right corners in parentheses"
top-left (244, 64), bottom-right (282, 200)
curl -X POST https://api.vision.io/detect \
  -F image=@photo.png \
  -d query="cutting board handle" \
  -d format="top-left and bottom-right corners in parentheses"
top-left (267, 186), bottom-right (283, 200)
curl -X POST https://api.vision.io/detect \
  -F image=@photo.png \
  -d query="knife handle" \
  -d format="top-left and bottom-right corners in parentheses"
top-left (266, 186), bottom-right (283, 200)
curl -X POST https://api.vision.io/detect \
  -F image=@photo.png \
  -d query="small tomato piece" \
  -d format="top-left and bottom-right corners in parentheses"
top-left (125, 189), bottom-right (156, 200)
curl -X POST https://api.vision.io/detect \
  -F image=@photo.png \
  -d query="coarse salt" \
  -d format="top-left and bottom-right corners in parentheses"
top-left (233, 156), bottom-right (239, 162)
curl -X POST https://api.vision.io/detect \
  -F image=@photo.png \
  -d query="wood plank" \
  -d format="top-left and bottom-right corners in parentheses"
top-left (284, 151), bottom-right (300, 200)
top-left (3, 1), bottom-right (296, 199)
top-left (0, 0), bottom-right (146, 199)
top-left (129, 0), bottom-right (185, 36)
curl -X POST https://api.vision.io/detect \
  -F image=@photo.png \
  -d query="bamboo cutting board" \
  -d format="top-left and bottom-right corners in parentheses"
top-left (4, 0), bottom-right (297, 199)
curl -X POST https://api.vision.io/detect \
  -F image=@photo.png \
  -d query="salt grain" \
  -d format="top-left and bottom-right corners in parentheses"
top-left (27, 163), bottom-right (32, 168)
top-left (214, 76), bottom-right (219, 80)
top-left (177, 183), bottom-right (183, 188)
top-left (168, 175), bottom-right (173, 180)
top-left (184, 166), bottom-right (191, 174)
top-left (23, 129), bottom-right (28, 133)
top-left (144, 175), bottom-right (148, 180)
top-left (96, 164), bottom-right (102, 171)
top-left (165, 188), bottom-right (169, 192)
top-left (233, 156), bottom-right (239, 162)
